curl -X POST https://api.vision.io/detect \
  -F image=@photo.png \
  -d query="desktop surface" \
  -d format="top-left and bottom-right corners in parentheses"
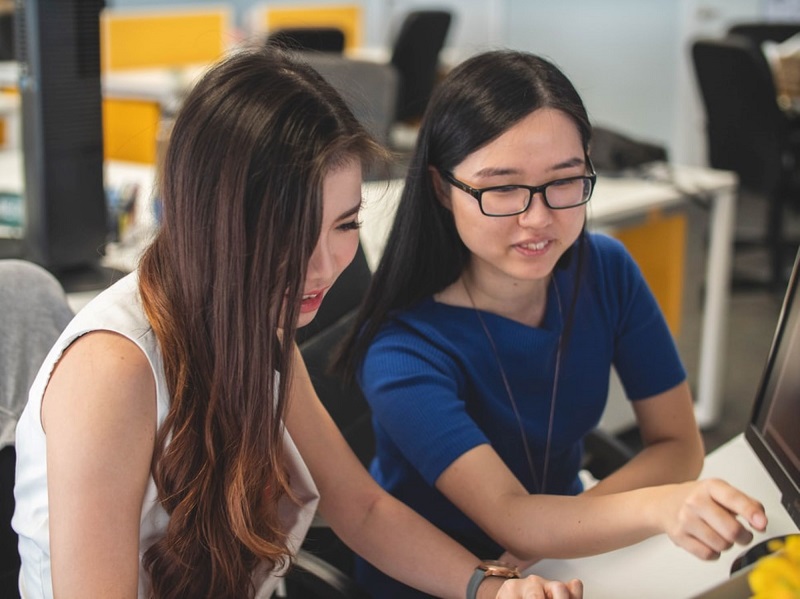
top-left (530, 435), bottom-right (799, 598)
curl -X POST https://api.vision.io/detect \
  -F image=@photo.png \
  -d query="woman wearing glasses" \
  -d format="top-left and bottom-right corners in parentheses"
top-left (337, 50), bottom-right (766, 598)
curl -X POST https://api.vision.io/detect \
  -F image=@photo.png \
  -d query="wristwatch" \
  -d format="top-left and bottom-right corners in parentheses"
top-left (466, 560), bottom-right (521, 599)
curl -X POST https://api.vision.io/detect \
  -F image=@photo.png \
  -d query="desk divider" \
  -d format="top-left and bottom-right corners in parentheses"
top-left (614, 211), bottom-right (688, 336)
top-left (100, 5), bottom-right (231, 71)
top-left (102, 98), bottom-right (161, 164)
top-left (252, 4), bottom-right (362, 51)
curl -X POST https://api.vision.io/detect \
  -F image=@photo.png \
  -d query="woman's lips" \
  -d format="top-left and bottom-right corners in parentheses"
top-left (299, 289), bottom-right (325, 313)
top-left (514, 239), bottom-right (551, 255)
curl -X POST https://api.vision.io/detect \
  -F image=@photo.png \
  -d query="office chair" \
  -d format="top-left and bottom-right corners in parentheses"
top-left (0, 260), bottom-right (74, 599)
top-left (0, 11), bottom-right (13, 62)
top-left (390, 10), bottom-right (452, 123)
top-left (266, 27), bottom-right (346, 54)
top-left (692, 35), bottom-right (800, 290)
top-left (728, 22), bottom-right (800, 46)
top-left (294, 51), bottom-right (399, 147)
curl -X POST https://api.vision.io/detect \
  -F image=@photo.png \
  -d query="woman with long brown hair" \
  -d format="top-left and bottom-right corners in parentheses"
top-left (11, 49), bottom-right (582, 599)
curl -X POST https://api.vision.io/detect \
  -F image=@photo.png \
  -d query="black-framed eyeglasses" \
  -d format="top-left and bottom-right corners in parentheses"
top-left (438, 160), bottom-right (596, 217)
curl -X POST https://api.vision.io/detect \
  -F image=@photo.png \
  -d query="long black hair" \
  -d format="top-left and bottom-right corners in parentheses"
top-left (337, 49), bottom-right (593, 381)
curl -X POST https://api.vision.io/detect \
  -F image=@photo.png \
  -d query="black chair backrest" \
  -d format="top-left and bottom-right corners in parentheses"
top-left (390, 10), bottom-right (452, 122)
top-left (691, 35), bottom-right (787, 192)
top-left (0, 12), bottom-right (13, 62)
top-left (295, 51), bottom-right (398, 146)
top-left (0, 446), bottom-right (18, 597)
top-left (266, 27), bottom-right (346, 54)
top-left (300, 311), bottom-right (375, 467)
top-left (728, 22), bottom-right (800, 45)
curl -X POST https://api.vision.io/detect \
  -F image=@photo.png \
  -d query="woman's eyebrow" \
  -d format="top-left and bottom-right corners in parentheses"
top-left (550, 156), bottom-right (585, 171)
top-left (335, 201), bottom-right (363, 221)
top-left (471, 156), bottom-right (586, 179)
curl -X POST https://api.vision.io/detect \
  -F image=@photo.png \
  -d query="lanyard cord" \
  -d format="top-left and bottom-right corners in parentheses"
top-left (463, 277), bottom-right (563, 494)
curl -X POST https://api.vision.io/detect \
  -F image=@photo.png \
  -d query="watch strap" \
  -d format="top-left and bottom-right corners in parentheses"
top-left (466, 562), bottom-right (520, 599)
top-left (466, 567), bottom-right (487, 599)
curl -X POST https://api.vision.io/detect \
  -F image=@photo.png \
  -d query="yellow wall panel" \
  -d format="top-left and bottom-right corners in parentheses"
top-left (101, 7), bottom-right (229, 71)
top-left (0, 89), bottom-right (20, 148)
top-left (613, 212), bottom-right (687, 336)
top-left (261, 5), bottom-right (362, 50)
top-left (103, 98), bottom-right (161, 164)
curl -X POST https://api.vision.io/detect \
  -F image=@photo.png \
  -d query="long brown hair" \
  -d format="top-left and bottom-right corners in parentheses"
top-left (137, 48), bottom-right (385, 598)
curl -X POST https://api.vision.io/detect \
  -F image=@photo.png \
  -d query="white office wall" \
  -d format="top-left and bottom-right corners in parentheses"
top-left (501, 1), bottom-right (680, 160)
top-left (108, 0), bottom-right (773, 164)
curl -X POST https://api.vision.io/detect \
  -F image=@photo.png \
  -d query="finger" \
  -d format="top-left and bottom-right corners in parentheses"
top-left (567, 578), bottom-right (584, 598)
top-left (525, 576), bottom-right (548, 599)
top-left (674, 530), bottom-right (722, 561)
top-left (707, 479), bottom-right (768, 531)
top-left (543, 581), bottom-right (573, 599)
top-left (694, 497), bottom-right (754, 549)
top-left (543, 579), bottom-right (585, 599)
top-left (495, 577), bottom-right (541, 599)
top-left (686, 516), bottom-right (734, 556)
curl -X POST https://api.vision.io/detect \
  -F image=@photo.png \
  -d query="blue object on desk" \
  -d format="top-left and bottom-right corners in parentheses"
top-left (0, 191), bottom-right (22, 228)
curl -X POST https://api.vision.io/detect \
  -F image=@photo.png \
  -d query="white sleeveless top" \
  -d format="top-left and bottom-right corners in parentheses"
top-left (12, 272), bottom-right (320, 598)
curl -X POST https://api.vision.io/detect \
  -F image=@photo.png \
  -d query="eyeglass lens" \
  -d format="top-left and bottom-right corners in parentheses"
top-left (481, 178), bottom-right (591, 215)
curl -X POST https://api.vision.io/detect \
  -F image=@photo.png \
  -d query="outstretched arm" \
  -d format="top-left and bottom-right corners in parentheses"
top-left (583, 381), bottom-right (704, 497)
top-left (285, 344), bottom-right (582, 599)
top-left (436, 442), bottom-right (766, 564)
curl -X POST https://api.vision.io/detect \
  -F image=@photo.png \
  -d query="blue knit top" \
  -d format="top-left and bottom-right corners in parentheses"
top-left (355, 233), bottom-right (686, 595)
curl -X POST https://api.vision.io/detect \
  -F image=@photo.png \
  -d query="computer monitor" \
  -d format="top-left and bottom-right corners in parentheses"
top-left (745, 249), bottom-right (800, 528)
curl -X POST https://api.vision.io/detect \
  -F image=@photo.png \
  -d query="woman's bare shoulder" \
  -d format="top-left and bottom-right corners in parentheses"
top-left (41, 330), bottom-right (157, 435)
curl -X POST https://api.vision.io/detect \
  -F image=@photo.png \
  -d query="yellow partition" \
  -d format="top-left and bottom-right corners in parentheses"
top-left (259, 4), bottom-right (362, 51)
top-left (103, 98), bottom-right (162, 164)
top-left (0, 89), bottom-right (19, 149)
top-left (101, 6), bottom-right (230, 71)
top-left (613, 211), bottom-right (687, 336)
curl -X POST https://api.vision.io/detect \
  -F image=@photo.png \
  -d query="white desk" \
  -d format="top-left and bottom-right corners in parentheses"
top-left (361, 166), bottom-right (738, 429)
top-left (0, 60), bottom-right (206, 115)
top-left (0, 151), bottom-right (158, 274)
top-left (529, 434), bottom-right (798, 598)
top-left (1, 149), bottom-right (736, 426)
top-left (101, 64), bottom-right (209, 114)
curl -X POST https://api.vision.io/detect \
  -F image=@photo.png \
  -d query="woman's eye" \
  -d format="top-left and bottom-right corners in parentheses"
top-left (494, 185), bottom-right (520, 194)
top-left (338, 219), bottom-right (362, 231)
top-left (549, 178), bottom-right (574, 188)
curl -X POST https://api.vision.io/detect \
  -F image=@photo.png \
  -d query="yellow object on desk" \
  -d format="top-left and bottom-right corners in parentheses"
top-left (748, 535), bottom-right (800, 599)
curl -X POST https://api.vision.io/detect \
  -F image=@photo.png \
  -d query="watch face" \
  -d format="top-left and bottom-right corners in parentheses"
top-left (479, 560), bottom-right (520, 578)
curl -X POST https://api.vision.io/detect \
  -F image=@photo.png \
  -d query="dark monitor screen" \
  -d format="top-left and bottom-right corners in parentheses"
top-left (745, 250), bottom-right (800, 528)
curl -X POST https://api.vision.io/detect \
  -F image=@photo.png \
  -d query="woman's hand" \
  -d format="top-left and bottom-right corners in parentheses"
top-left (496, 575), bottom-right (583, 598)
top-left (660, 478), bottom-right (767, 560)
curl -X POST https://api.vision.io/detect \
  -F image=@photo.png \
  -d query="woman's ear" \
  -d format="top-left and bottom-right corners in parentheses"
top-left (428, 166), bottom-right (452, 210)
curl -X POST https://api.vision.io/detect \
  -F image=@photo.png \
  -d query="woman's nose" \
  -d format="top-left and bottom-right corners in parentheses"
top-left (517, 191), bottom-right (553, 226)
top-left (308, 238), bottom-right (336, 281)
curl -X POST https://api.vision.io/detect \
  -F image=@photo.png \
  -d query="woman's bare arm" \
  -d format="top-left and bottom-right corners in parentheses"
top-left (44, 331), bottom-right (156, 599)
top-left (285, 344), bottom-right (581, 599)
